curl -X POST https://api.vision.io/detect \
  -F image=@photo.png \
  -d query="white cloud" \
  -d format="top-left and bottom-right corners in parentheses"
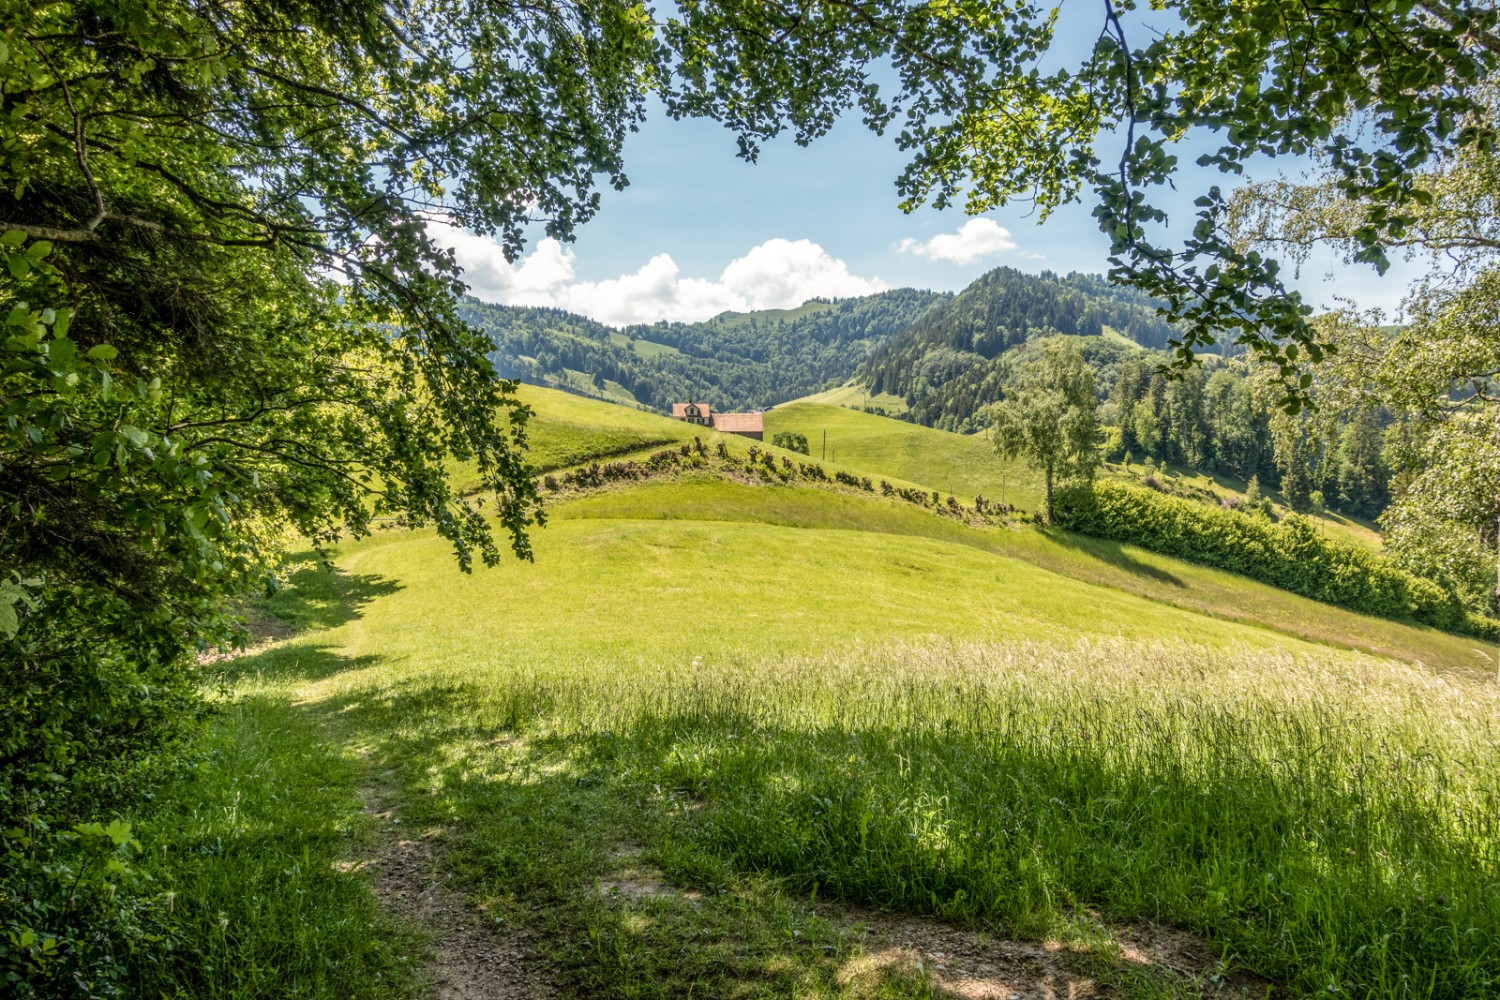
top-left (431, 223), bottom-right (887, 326)
top-left (897, 218), bottom-right (1018, 265)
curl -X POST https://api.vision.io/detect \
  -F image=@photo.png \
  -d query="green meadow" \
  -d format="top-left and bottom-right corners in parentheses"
top-left (135, 387), bottom-right (1500, 1000)
top-left (768, 398), bottom-right (1379, 549)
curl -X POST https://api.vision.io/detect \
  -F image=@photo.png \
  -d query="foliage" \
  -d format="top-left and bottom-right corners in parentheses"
top-left (666, 0), bottom-right (1499, 400)
top-left (1053, 481), bottom-right (1496, 637)
top-left (858, 267), bottom-right (1176, 430)
top-left (0, 0), bottom-right (684, 991)
top-left (989, 341), bottom-right (1098, 522)
top-left (847, 269), bottom-right (1393, 527)
top-left (772, 430), bottom-right (811, 455)
top-left (1232, 89), bottom-right (1500, 613)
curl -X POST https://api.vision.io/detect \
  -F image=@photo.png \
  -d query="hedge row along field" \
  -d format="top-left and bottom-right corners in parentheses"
top-left (1053, 481), bottom-right (1499, 639)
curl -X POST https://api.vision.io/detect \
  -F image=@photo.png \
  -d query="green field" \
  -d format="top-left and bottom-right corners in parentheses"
top-left (770, 399), bottom-right (1379, 548)
top-left (767, 401), bottom-right (1045, 509)
top-left (127, 388), bottom-right (1500, 1000)
top-left (609, 331), bottom-right (682, 358)
top-left (449, 384), bottom-right (695, 491)
top-left (791, 382), bottom-right (911, 415)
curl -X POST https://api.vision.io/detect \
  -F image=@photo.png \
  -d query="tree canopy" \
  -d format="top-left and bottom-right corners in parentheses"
top-left (1230, 85), bottom-right (1500, 614)
top-left (665, 0), bottom-right (1499, 398)
top-left (2, 2), bottom-right (657, 986)
top-left (990, 340), bottom-right (1099, 522)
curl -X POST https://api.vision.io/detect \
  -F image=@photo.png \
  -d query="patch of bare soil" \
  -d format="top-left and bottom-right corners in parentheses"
top-left (592, 842), bottom-right (703, 904)
top-left (195, 605), bottom-right (298, 664)
top-left (841, 907), bottom-right (1270, 1000)
top-left (361, 791), bottom-right (554, 1000)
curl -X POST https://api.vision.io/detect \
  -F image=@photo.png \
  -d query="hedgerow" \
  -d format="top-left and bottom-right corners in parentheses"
top-left (1053, 481), bottom-right (1499, 638)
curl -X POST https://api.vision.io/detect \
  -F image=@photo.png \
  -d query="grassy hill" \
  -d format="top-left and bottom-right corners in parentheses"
top-left (768, 398), bottom-right (1381, 548)
top-left (129, 388), bottom-right (1500, 1000)
top-left (766, 400), bottom-right (1047, 510)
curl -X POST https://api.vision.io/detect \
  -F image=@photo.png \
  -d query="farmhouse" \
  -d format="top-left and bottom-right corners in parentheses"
top-left (670, 402), bottom-right (764, 441)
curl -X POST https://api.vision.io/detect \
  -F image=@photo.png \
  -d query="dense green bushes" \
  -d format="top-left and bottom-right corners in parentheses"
top-left (1053, 481), bottom-right (1499, 638)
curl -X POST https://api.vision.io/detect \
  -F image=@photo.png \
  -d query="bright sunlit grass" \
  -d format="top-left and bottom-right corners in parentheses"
top-left (140, 396), bottom-right (1500, 999)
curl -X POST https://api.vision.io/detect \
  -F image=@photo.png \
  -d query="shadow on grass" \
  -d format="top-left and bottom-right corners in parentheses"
top-left (288, 675), bottom-right (1383, 997)
top-left (255, 556), bottom-right (403, 634)
top-left (215, 642), bottom-right (387, 685)
top-left (277, 674), bottom-right (958, 997)
top-left (1041, 526), bottom-right (1186, 587)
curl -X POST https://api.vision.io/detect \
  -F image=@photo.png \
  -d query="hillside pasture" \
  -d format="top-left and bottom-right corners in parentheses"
top-left (557, 476), bottom-right (1488, 673)
top-left (766, 402), bottom-right (1045, 510)
top-left (772, 400), bottom-right (1377, 547)
top-left (154, 480), bottom-right (1500, 999)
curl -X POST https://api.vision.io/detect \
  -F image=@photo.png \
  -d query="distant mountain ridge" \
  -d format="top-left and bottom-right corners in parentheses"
top-left (856, 267), bottom-right (1187, 431)
top-left (461, 288), bottom-right (944, 412)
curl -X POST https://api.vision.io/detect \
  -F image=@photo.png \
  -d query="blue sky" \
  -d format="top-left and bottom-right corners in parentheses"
top-left (435, 20), bottom-right (1428, 329)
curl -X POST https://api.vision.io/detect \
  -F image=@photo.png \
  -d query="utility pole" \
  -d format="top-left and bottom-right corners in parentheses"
top-left (822, 430), bottom-right (827, 462)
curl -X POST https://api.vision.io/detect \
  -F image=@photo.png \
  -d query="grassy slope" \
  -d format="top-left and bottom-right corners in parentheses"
top-left (343, 494), bottom-right (1338, 661)
top-left (793, 382), bottom-right (911, 415)
top-left (450, 385), bottom-right (696, 491)
top-left (460, 389), bottom-right (1452, 668)
top-left (766, 402), bottom-right (1046, 510)
top-left (608, 331), bottom-right (682, 358)
top-left (146, 390), bottom-right (1500, 998)
top-left (769, 400), bottom-right (1381, 548)
top-left (167, 477), bottom-right (1500, 999)
top-left (556, 478), bottom-right (1483, 673)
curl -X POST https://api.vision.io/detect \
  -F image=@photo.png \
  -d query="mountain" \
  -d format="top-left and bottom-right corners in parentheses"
top-left (460, 288), bottom-right (945, 412)
top-left (857, 267), bottom-right (1189, 431)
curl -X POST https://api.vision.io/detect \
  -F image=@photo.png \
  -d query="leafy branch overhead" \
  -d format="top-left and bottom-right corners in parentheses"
top-left (664, 0), bottom-right (1500, 402)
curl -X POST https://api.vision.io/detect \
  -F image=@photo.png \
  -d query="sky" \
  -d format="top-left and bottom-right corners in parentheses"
top-left (431, 23), bottom-right (1430, 330)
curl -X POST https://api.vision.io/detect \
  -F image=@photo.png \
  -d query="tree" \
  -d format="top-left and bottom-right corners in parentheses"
top-left (2, 2), bottom-right (670, 989)
top-left (1338, 409), bottom-right (1390, 518)
top-left (1231, 86), bottom-right (1500, 615)
top-left (667, 0), bottom-right (1499, 398)
top-left (990, 341), bottom-right (1098, 522)
top-left (772, 430), bottom-right (811, 455)
top-left (1279, 447), bottom-right (1313, 514)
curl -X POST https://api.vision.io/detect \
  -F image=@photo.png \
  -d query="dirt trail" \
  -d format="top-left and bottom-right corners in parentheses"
top-left (360, 790), bottom-right (554, 1000)
top-left (591, 846), bottom-right (1268, 999)
top-left (843, 907), bottom-right (1266, 999)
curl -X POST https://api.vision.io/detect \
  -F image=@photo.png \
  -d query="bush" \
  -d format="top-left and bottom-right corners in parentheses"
top-left (1053, 481), bottom-right (1482, 635)
top-left (771, 430), bottom-right (810, 455)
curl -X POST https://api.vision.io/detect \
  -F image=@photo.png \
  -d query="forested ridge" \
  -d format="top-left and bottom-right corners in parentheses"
top-left (857, 267), bottom-right (1191, 430)
top-left (463, 288), bottom-right (944, 411)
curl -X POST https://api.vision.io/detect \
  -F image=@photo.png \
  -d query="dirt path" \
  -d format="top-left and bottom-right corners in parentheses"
top-left (843, 908), bottom-right (1266, 999)
top-left (359, 788), bottom-right (554, 1000)
top-left (592, 845), bottom-right (1269, 999)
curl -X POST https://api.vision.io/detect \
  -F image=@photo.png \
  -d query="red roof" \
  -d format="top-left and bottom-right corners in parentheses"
top-left (711, 411), bottom-right (764, 433)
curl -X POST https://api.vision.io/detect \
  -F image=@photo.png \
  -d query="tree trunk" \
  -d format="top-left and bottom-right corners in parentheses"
top-left (1045, 464), bottom-right (1055, 524)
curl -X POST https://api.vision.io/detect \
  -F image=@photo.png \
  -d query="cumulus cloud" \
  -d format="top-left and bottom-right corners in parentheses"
top-left (431, 223), bottom-right (887, 326)
top-left (897, 218), bottom-right (1018, 265)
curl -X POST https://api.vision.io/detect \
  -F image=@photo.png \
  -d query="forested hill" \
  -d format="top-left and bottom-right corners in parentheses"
top-left (461, 288), bottom-right (944, 412)
top-left (858, 267), bottom-right (1188, 430)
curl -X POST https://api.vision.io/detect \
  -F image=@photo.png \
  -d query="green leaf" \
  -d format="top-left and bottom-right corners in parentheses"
top-left (86, 343), bottom-right (118, 362)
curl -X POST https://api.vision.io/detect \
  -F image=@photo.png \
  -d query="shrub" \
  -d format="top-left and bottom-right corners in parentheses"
top-left (771, 430), bottom-right (810, 455)
top-left (1053, 481), bottom-right (1482, 635)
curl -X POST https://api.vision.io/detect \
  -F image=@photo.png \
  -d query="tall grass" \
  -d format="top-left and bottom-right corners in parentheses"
top-left (317, 633), bottom-right (1500, 998)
